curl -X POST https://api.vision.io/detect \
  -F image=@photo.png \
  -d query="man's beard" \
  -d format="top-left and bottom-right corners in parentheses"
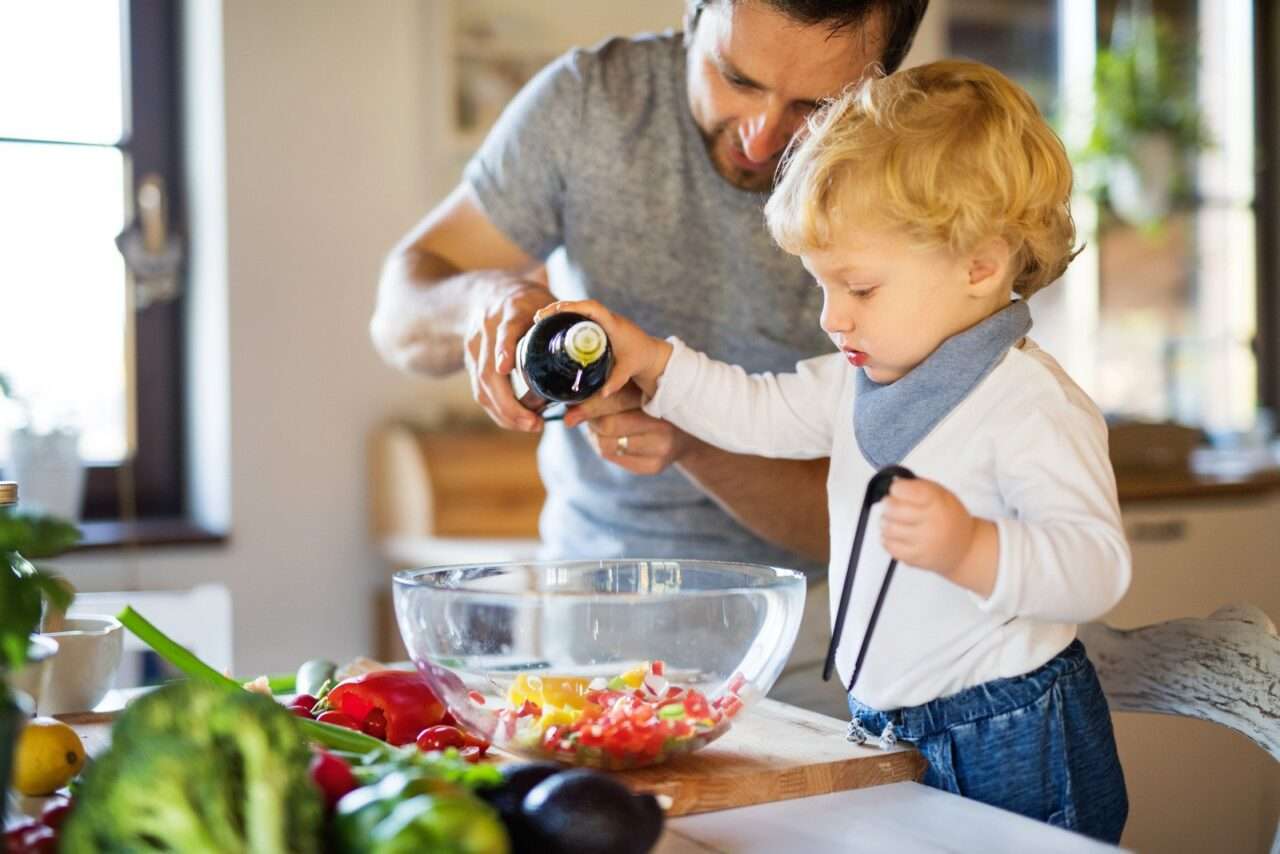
top-left (700, 122), bottom-right (779, 193)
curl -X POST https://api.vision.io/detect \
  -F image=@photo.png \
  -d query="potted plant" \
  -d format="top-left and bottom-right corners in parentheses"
top-left (0, 374), bottom-right (85, 522)
top-left (1, 484), bottom-right (80, 809)
top-left (1079, 10), bottom-right (1211, 228)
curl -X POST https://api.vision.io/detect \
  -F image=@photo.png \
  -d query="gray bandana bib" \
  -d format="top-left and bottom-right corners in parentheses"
top-left (853, 301), bottom-right (1032, 468)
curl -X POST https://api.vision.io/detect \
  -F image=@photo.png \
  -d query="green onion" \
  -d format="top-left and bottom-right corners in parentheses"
top-left (658, 704), bottom-right (686, 720)
top-left (117, 605), bottom-right (384, 754)
top-left (116, 606), bottom-right (241, 690)
top-left (298, 718), bottom-right (385, 753)
top-left (258, 673), bottom-right (298, 694)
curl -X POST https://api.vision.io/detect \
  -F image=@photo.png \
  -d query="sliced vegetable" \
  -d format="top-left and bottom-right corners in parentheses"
top-left (492, 662), bottom-right (747, 769)
top-left (327, 671), bottom-right (447, 746)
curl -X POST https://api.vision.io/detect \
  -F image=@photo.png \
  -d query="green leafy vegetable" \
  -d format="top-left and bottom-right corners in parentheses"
top-left (1, 506), bottom-right (78, 673)
top-left (60, 680), bottom-right (325, 853)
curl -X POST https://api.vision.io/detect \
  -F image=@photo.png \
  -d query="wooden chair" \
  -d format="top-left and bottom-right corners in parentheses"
top-left (1079, 605), bottom-right (1280, 853)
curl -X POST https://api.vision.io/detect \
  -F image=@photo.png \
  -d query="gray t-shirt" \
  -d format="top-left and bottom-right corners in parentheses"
top-left (465, 31), bottom-right (830, 575)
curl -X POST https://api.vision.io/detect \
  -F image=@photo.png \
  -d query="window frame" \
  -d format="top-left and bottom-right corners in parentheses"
top-left (1257, 0), bottom-right (1279, 413)
top-left (79, 0), bottom-right (188, 523)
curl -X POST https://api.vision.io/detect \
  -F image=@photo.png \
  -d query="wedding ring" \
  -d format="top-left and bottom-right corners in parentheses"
top-left (616, 435), bottom-right (629, 456)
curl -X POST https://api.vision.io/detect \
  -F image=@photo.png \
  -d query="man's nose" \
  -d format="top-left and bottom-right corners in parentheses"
top-left (738, 106), bottom-right (793, 163)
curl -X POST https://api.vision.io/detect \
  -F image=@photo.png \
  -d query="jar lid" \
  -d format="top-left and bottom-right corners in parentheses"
top-left (0, 481), bottom-right (15, 506)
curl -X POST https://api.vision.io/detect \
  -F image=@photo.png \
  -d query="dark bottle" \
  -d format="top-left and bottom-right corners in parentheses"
top-left (511, 312), bottom-right (613, 413)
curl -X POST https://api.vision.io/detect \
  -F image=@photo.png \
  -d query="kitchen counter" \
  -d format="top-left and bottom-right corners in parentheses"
top-left (1116, 466), bottom-right (1280, 503)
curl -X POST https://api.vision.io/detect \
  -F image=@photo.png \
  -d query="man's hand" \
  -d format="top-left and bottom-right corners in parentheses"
top-left (564, 383), bottom-right (695, 476)
top-left (463, 278), bottom-right (556, 432)
top-left (880, 478), bottom-right (998, 596)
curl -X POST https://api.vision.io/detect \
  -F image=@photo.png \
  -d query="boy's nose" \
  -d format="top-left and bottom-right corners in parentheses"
top-left (819, 297), bottom-right (853, 335)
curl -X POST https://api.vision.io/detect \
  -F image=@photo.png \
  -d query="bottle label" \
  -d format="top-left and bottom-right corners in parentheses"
top-left (510, 331), bottom-right (547, 412)
top-left (563, 321), bottom-right (607, 367)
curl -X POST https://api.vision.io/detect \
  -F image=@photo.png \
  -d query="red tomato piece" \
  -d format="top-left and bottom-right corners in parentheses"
top-left (16, 824), bottom-right (56, 854)
top-left (309, 749), bottom-right (358, 811)
top-left (684, 691), bottom-right (711, 719)
top-left (416, 725), bottom-right (467, 752)
top-left (39, 799), bottom-right (72, 831)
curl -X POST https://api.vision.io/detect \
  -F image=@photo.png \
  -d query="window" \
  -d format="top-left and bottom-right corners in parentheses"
top-left (948, 0), bottom-right (1269, 436)
top-left (0, 0), bottom-right (186, 523)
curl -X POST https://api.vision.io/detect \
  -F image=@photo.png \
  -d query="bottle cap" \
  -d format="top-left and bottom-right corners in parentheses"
top-left (564, 321), bottom-right (607, 367)
top-left (0, 482), bottom-right (16, 506)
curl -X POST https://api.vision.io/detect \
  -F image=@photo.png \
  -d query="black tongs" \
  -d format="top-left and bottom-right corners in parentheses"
top-left (823, 465), bottom-right (917, 693)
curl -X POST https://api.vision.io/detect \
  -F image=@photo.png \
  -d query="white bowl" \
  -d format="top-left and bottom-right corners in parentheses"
top-left (8, 635), bottom-right (59, 707)
top-left (38, 615), bottom-right (124, 715)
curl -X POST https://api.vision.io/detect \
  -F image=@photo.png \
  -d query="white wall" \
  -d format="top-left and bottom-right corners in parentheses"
top-left (52, 0), bottom-right (690, 675)
top-left (57, 0), bottom-right (455, 674)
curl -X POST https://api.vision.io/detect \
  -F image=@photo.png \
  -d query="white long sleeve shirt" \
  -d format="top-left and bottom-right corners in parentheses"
top-left (644, 337), bottom-right (1131, 710)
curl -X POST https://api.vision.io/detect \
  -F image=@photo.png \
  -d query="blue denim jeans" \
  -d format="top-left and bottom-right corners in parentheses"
top-left (848, 641), bottom-right (1128, 843)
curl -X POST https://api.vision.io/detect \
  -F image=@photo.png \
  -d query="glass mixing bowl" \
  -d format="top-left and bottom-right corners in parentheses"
top-left (393, 559), bottom-right (806, 769)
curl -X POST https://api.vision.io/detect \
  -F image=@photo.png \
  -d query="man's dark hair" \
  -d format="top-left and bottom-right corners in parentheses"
top-left (688, 1), bottom-right (930, 74)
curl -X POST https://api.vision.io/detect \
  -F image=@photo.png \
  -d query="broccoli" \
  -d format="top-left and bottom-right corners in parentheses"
top-left (60, 680), bottom-right (324, 853)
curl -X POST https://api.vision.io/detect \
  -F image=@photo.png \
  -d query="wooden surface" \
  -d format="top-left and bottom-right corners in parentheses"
top-left (369, 423), bottom-right (544, 541)
top-left (615, 698), bottom-right (925, 816)
top-left (1115, 466), bottom-right (1280, 503)
top-left (53, 698), bottom-right (924, 819)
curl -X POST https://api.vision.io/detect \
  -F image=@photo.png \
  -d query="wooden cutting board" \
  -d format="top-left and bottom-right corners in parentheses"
top-left (614, 699), bottom-right (925, 816)
top-left (56, 698), bottom-right (924, 818)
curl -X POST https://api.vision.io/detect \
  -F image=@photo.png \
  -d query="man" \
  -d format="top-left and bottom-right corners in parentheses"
top-left (371, 0), bottom-right (929, 717)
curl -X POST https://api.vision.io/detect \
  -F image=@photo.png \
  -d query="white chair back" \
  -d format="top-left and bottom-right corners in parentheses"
top-left (1079, 604), bottom-right (1280, 854)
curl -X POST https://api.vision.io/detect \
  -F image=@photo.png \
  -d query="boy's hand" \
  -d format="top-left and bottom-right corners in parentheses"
top-left (879, 478), bottom-right (997, 596)
top-left (534, 300), bottom-right (673, 399)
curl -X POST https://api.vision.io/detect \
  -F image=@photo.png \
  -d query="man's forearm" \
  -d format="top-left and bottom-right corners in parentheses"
top-left (370, 248), bottom-right (529, 377)
top-left (676, 440), bottom-right (830, 563)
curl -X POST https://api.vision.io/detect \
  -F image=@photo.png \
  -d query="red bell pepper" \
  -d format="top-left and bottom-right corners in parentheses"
top-left (325, 670), bottom-right (447, 746)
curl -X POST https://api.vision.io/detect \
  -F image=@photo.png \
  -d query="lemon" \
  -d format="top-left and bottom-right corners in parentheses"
top-left (12, 716), bottom-right (86, 796)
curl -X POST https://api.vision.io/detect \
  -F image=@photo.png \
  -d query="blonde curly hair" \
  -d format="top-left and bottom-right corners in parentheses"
top-left (765, 59), bottom-right (1081, 298)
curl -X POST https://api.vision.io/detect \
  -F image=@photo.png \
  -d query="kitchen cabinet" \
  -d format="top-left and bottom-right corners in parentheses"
top-left (1106, 490), bottom-right (1280, 854)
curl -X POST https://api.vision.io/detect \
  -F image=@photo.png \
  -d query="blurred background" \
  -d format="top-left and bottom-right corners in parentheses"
top-left (0, 2), bottom-right (1276, 850)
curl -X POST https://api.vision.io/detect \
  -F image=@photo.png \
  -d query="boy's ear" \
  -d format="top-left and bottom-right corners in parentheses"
top-left (967, 237), bottom-right (1013, 297)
